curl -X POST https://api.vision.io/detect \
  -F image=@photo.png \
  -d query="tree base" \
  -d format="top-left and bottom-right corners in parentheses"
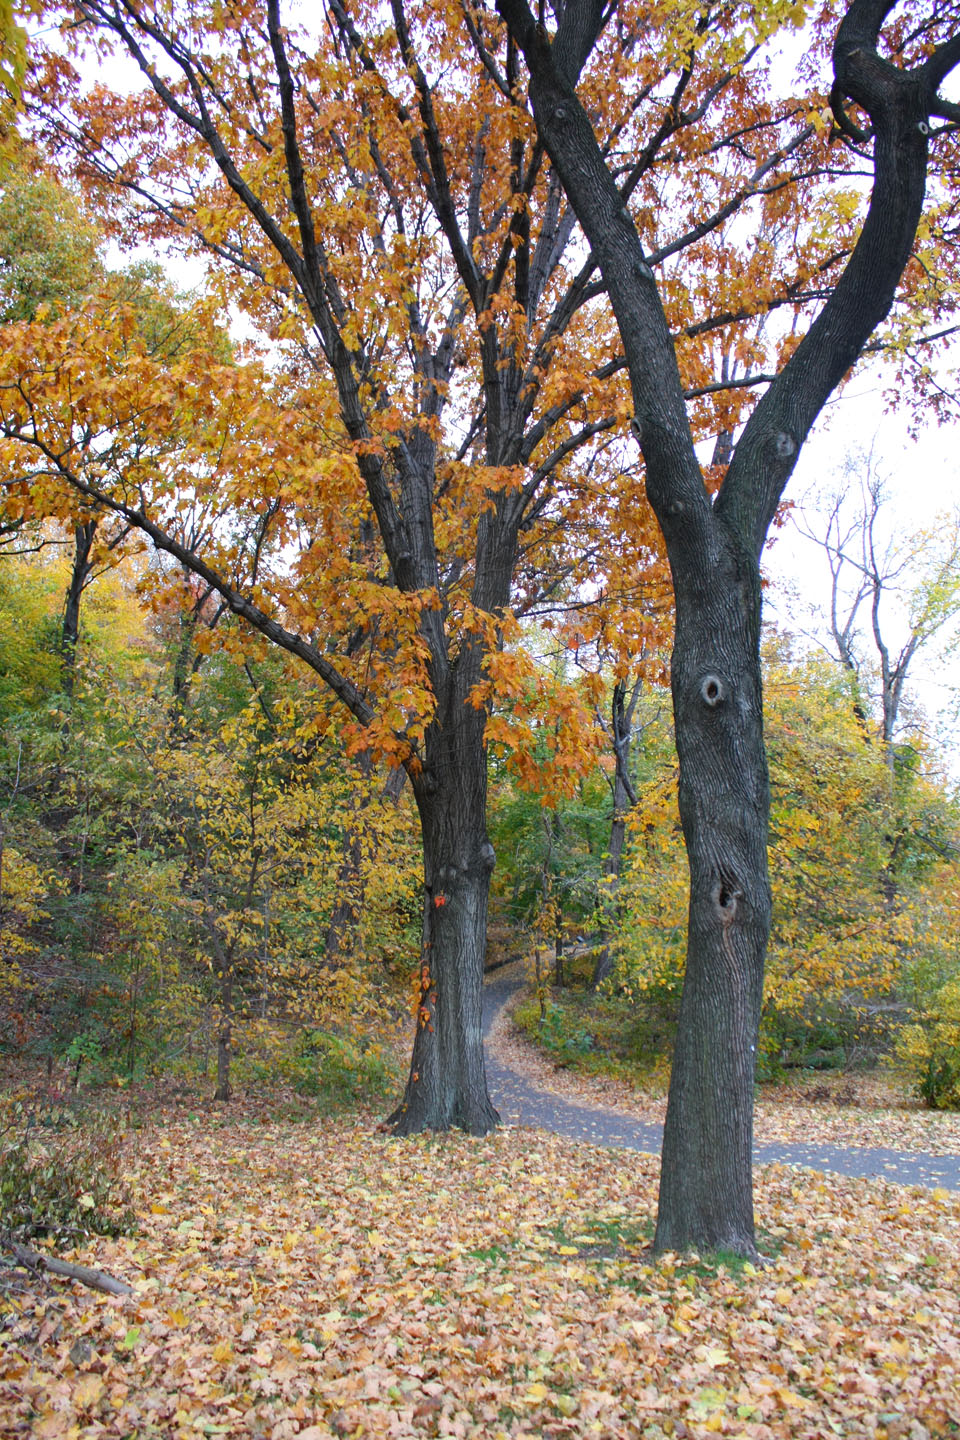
top-left (652, 1226), bottom-right (760, 1262)
top-left (386, 1095), bottom-right (500, 1138)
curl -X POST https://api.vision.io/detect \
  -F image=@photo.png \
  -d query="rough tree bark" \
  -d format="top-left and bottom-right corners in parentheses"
top-left (391, 662), bottom-right (500, 1134)
top-left (498, 0), bottom-right (960, 1253)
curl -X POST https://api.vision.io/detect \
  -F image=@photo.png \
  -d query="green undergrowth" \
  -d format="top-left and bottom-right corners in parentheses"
top-left (515, 954), bottom-right (894, 1093)
top-left (244, 1027), bottom-right (401, 1114)
top-left (0, 1096), bottom-right (135, 1246)
top-left (513, 986), bottom-right (674, 1090)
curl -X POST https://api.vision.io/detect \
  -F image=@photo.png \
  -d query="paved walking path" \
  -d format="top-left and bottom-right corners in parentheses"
top-left (482, 972), bottom-right (960, 1192)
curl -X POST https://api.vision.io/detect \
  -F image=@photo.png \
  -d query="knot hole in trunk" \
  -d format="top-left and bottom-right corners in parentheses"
top-left (710, 879), bottom-right (741, 926)
top-left (700, 673), bottom-right (725, 708)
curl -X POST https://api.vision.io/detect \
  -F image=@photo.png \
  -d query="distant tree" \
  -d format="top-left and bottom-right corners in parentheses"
top-left (797, 453), bottom-right (960, 761)
top-left (0, 159), bottom-right (101, 324)
top-left (0, 0), bottom-right (26, 102)
top-left (0, 162), bottom-right (231, 700)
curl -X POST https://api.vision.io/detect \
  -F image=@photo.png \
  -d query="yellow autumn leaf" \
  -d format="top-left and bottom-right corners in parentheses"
top-left (73, 1374), bottom-right (104, 1409)
top-left (776, 1388), bottom-right (811, 1408)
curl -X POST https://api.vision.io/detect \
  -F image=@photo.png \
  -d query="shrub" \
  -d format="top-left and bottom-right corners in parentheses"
top-left (270, 1030), bottom-right (397, 1109)
top-left (896, 977), bottom-right (960, 1110)
top-left (537, 1001), bottom-right (595, 1064)
top-left (514, 997), bottom-right (595, 1065)
top-left (0, 1098), bottom-right (135, 1243)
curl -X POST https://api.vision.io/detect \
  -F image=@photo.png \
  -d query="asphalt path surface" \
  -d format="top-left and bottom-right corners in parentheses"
top-left (482, 972), bottom-right (960, 1192)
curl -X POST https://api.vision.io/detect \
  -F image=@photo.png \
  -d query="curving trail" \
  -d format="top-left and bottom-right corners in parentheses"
top-left (482, 971), bottom-right (960, 1192)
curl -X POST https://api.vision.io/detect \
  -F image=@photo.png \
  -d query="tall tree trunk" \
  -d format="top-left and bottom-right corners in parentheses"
top-left (499, 0), bottom-right (946, 1258)
top-left (61, 519), bottom-right (97, 704)
top-left (171, 608), bottom-right (198, 712)
top-left (654, 540), bottom-right (769, 1256)
top-left (215, 978), bottom-right (233, 1102)
top-left (390, 673), bottom-right (499, 1136)
top-left (323, 825), bottom-right (366, 965)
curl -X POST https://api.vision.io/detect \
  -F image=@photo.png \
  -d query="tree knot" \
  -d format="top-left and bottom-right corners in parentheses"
top-left (699, 673), bottom-right (725, 708)
top-left (710, 879), bottom-right (742, 926)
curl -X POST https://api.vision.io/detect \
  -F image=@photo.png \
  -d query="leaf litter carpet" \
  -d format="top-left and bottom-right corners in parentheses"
top-left (2, 976), bottom-right (960, 1438)
top-left (2, 1115), bottom-right (959, 1439)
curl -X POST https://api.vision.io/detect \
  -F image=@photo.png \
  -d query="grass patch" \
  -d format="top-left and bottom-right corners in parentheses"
top-left (541, 1212), bottom-right (653, 1260)
top-left (466, 1242), bottom-right (511, 1264)
top-left (538, 1213), bottom-right (784, 1283)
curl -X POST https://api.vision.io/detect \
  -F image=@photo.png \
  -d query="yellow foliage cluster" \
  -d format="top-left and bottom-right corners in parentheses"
top-left (897, 978), bottom-right (960, 1110)
top-left (614, 650), bottom-right (960, 1071)
top-left (0, 542), bottom-right (420, 1090)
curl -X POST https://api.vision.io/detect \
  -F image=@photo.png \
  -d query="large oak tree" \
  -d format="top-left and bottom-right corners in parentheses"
top-left (495, 0), bottom-right (960, 1253)
top-left (11, 0), bottom-right (665, 1134)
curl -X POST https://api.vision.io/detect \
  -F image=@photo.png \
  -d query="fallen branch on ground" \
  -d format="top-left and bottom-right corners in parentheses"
top-left (1, 1234), bottom-right (133, 1296)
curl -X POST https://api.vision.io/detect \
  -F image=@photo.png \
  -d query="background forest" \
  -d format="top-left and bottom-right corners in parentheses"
top-left (4, 441), bottom-right (960, 1113)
